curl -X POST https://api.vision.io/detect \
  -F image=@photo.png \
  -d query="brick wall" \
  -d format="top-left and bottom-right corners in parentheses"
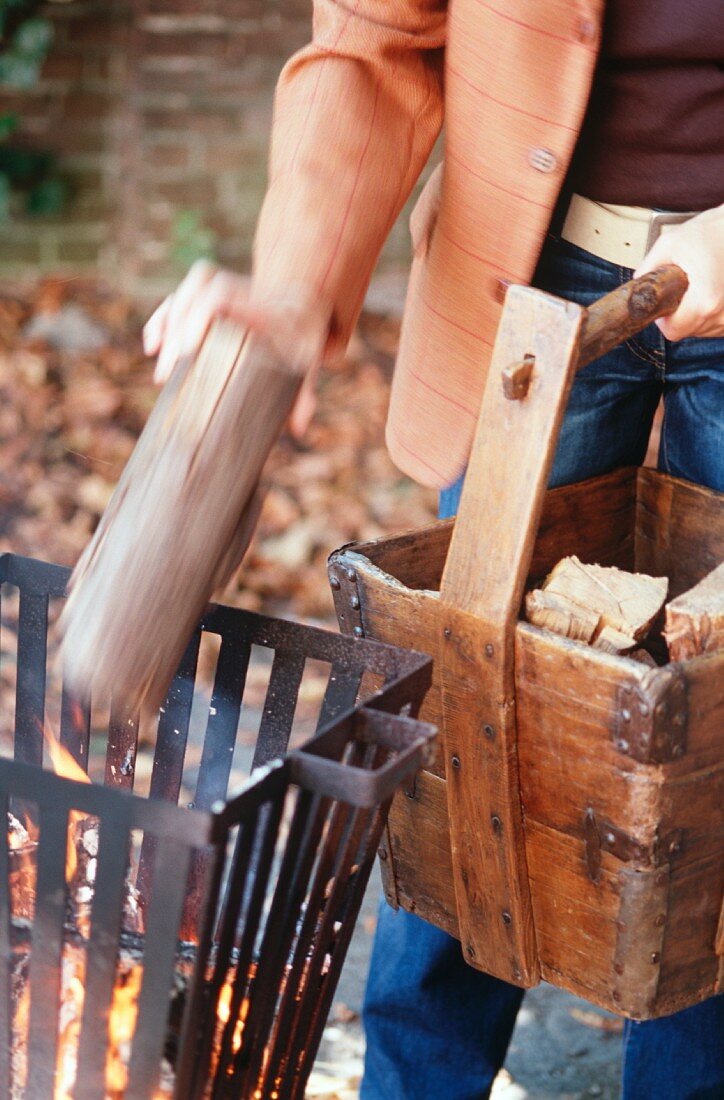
top-left (0, 1), bottom-right (429, 303)
top-left (0, 1), bottom-right (130, 278)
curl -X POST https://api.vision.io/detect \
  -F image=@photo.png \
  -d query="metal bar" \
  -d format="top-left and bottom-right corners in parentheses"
top-left (193, 635), bottom-right (250, 811)
top-left (252, 649), bottom-right (306, 770)
top-left (192, 818), bottom-right (257, 1093)
top-left (0, 760), bottom-right (212, 849)
top-left (0, 554), bottom-right (69, 597)
top-left (74, 806), bottom-right (134, 1100)
top-left (183, 626), bottom-right (251, 933)
top-left (59, 684), bottom-right (91, 772)
top-left (149, 629), bottom-right (201, 803)
top-left (105, 701), bottom-right (139, 789)
top-left (274, 738), bottom-right (372, 1100)
top-left (126, 837), bottom-right (192, 1100)
top-left (0, 788), bottom-right (12, 1100)
top-left (289, 753), bottom-right (389, 1098)
top-left (204, 602), bottom-right (428, 683)
top-left (137, 630), bottom-right (201, 902)
top-left (233, 789), bottom-right (329, 1094)
top-left (262, 791), bottom-right (355, 1092)
top-left (173, 839), bottom-right (226, 1100)
top-left (214, 796), bottom-right (285, 1092)
top-left (316, 663), bottom-right (363, 732)
top-left (14, 591), bottom-right (48, 766)
top-left (25, 803), bottom-right (69, 1098)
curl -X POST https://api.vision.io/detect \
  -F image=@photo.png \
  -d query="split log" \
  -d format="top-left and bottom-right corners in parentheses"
top-left (665, 561), bottom-right (724, 662)
top-left (627, 648), bottom-right (659, 669)
top-left (525, 555), bottom-right (668, 654)
top-left (60, 320), bottom-right (304, 713)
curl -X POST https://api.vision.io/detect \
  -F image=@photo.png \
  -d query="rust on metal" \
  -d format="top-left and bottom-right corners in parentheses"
top-left (328, 553), bottom-right (366, 639)
top-left (612, 864), bottom-right (669, 1018)
top-left (611, 666), bottom-right (688, 763)
top-left (584, 807), bottom-right (669, 884)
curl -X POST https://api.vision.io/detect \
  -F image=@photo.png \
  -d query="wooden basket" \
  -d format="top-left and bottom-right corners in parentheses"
top-left (328, 270), bottom-right (724, 1020)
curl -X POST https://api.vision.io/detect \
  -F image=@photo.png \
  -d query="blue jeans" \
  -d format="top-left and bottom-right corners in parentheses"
top-left (362, 236), bottom-right (724, 1100)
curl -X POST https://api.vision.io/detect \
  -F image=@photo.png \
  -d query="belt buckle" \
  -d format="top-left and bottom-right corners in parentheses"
top-left (645, 210), bottom-right (696, 254)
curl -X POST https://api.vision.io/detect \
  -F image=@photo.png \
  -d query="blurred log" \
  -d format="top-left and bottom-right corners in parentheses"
top-left (60, 320), bottom-right (303, 713)
top-left (665, 562), bottom-right (724, 662)
top-left (525, 555), bottom-right (668, 654)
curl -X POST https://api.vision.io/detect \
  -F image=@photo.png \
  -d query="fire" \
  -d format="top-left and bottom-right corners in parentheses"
top-left (217, 980), bottom-right (246, 1054)
top-left (105, 964), bottom-right (144, 1096)
top-left (41, 719), bottom-right (91, 883)
top-left (6, 721), bottom-right (253, 1098)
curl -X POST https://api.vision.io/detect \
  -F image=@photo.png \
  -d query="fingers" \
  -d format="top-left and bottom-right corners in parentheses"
top-left (143, 294), bottom-right (173, 356)
top-left (152, 259), bottom-right (217, 382)
top-left (288, 368), bottom-right (319, 438)
top-left (635, 240), bottom-right (701, 341)
top-left (633, 205), bottom-right (724, 340)
top-left (168, 269), bottom-right (251, 370)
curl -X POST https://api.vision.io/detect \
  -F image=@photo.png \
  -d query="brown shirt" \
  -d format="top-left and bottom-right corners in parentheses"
top-left (570, 0), bottom-right (724, 211)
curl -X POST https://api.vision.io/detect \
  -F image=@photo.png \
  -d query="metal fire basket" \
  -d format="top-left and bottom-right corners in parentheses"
top-left (0, 552), bottom-right (435, 1099)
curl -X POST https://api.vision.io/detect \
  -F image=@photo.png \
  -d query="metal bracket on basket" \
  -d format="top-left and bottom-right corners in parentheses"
top-left (612, 666), bottom-right (688, 764)
top-left (328, 557), bottom-right (365, 638)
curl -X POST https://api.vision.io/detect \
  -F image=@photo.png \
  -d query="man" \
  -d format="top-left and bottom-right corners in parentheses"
top-left (145, 2), bottom-right (724, 1096)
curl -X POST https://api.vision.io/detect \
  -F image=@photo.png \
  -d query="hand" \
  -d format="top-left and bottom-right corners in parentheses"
top-left (143, 261), bottom-right (332, 436)
top-left (634, 203), bottom-right (724, 341)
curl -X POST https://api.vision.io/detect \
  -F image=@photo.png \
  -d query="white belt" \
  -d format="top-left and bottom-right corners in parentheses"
top-left (561, 194), bottom-right (698, 268)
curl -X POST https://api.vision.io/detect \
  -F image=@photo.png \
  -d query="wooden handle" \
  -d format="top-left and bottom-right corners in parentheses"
top-left (579, 264), bottom-right (688, 370)
top-left (442, 264), bottom-right (689, 619)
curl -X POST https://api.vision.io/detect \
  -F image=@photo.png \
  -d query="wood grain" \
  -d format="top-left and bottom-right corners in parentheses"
top-left (329, 270), bottom-right (720, 1017)
top-left (439, 286), bottom-right (587, 985)
top-left (665, 562), bottom-right (724, 662)
top-left (60, 320), bottom-right (302, 712)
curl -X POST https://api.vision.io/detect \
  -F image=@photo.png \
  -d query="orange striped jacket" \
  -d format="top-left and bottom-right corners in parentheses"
top-left (253, 0), bottom-right (605, 487)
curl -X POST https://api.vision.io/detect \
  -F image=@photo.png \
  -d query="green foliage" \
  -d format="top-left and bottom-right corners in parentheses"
top-left (0, 5), bottom-right (53, 88)
top-left (0, 0), bottom-right (64, 218)
top-left (26, 174), bottom-right (66, 214)
top-left (171, 209), bottom-right (218, 272)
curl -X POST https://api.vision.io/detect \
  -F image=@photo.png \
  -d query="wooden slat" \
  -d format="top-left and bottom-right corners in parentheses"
top-left (341, 562), bottom-right (446, 777)
top-left (530, 467), bottom-right (636, 581)
top-left (659, 842), bottom-right (723, 1003)
top-left (384, 770), bottom-right (458, 938)
top-left (524, 819), bottom-right (621, 1007)
top-left (439, 287), bottom-right (588, 985)
top-left (635, 469), bottom-right (724, 597)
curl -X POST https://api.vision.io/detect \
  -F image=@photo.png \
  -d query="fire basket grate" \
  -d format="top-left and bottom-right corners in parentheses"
top-left (0, 553), bottom-right (435, 1099)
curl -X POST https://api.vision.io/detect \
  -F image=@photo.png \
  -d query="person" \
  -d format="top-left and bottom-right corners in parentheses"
top-left (143, 2), bottom-right (724, 1097)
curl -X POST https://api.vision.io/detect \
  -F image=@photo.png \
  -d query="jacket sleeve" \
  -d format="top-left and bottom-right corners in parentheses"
top-left (252, 0), bottom-right (446, 358)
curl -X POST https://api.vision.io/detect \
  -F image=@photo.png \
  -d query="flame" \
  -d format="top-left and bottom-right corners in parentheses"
top-left (56, 969), bottom-right (85, 1100)
top-left (43, 723), bottom-right (91, 786)
top-left (217, 981), bottom-right (247, 1054)
top-left (7, 719), bottom-right (258, 1098)
top-left (41, 719), bottom-right (91, 883)
top-left (105, 964), bottom-right (144, 1095)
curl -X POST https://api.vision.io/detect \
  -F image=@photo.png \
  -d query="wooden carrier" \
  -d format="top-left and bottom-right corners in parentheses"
top-left (328, 269), bottom-right (724, 1020)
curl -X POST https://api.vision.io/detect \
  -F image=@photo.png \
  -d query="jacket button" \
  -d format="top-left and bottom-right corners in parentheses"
top-left (577, 18), bottom-right (598, 44)
top-left (528, 147), bottom-right (557, 173)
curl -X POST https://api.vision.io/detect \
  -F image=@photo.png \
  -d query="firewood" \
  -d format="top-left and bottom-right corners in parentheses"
top-left (59, 320), bottom-right (303, 713)
top-left (525, 556), bottom-right (668, 654)
top-left (664, 561), bottom-right (724, 662)
top-left (627, 647), bottom-right (658, 668)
